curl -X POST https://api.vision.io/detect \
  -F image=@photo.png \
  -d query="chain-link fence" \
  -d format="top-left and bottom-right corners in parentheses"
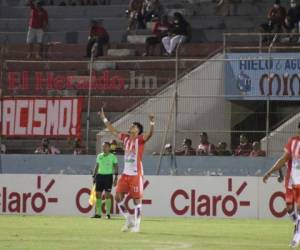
top-left (0, 51), bottom-right (299, 158)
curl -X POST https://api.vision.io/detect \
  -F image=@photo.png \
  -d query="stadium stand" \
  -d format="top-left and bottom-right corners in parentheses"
top-left (0, 0), bottom-right (298, 155)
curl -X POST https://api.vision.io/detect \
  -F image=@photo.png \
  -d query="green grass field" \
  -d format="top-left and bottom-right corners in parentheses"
top-left (0, 216), bottom-right (294, 250)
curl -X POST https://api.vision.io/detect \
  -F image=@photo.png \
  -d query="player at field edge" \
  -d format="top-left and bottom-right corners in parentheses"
top-left (92, 141), bottom-right (118, 219)
top-left (99, 108), bottom-right (155, 233)
top-left (263, 122), bottom-right (300, 248)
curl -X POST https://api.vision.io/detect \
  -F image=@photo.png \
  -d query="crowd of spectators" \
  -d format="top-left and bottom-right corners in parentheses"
top-left (0, 134), bottom-right (269, 156)
top-left (127, 0), bottom-right (164, 30)
top-left (31, 138), bottom-right (125, 155)
top-left (126, 0), bottom-right (191, 56)
top-left (18, 1), bottom-right (291, 157)
top-left (258, 0), bottom-right (300, 43)
top-left (34, 138), bottom-right (61, 154)
top-left (150, 132), bottom-right (267, 157)
top-left (169, 133), bottom-right (267, 157)
top-left (26, 0), bottom-right (300, 60)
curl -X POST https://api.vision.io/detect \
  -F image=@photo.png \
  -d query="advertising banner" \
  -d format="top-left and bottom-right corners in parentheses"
top-left (225, 53), bottom-right (300, 100)
top-left (0, 97), bottom-right (83, 137)
top-left (0, 175), bottom-right (286, 219)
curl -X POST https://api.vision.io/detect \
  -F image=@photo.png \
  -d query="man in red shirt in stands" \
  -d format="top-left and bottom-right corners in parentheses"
top-left (86, 20), bottom-right (109, 58)
top-left (267, 0), bottom-right (287, 32)
top-left (175, 138), bottom-right (196, 156)
top-left (197, 132), bottom-right (216, 156)
top-left (234, 134), bottom-right (252, 156)
top-left (143, 15), bottom-right (170, 56)
top-left (27, 0), bottom-right (48, 59)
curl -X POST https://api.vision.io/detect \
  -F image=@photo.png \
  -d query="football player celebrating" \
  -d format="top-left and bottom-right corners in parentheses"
top-left (99, 108), bottom-right (155, 232)
top-left (263, 122), bottom-right (300, 247)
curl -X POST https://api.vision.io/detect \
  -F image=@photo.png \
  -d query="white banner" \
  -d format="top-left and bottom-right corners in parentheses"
top-left (0, 175), bottom-right (286, 218)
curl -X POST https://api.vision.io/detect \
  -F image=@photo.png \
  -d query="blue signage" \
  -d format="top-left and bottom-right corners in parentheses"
top-left (225, 53), bottom-right (300, 100)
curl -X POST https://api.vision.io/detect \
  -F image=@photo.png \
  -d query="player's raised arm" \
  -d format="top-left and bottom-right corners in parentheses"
top-left (263, 152), bottom-right (290, 183)
top-left (98, 108), bottom-right (120, 138)
top-left (143, 113), bottom-right (155, 142)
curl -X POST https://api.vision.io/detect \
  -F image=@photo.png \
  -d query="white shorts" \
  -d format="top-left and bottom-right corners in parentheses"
top-left (27, 27), bottom-right (44, 44)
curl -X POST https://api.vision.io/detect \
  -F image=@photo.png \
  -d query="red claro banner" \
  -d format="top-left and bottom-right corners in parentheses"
top-left (0, 97), bottom-right (83, 138)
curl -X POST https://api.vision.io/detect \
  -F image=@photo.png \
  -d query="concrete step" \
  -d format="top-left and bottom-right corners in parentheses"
top-left (0, 30), bottom-right (125, 44)
top-left (1, 0), bottom-right (129, 5)
top-left (3, 43), bottom-right (221, 60)
top-left (0, 15), bottom-right (266, 35)
top-left (0, 5), bottom-right (128, 18)
top-left (0, 17), bottom-right (128, 32)
top-left (194, 2), bottom-right (283, 16)
top-left (4, 57), bottom-right (197, 71)
top-left (187, 15), bottom-right (265, 30)
top-left (107, 48), bottom-right (136, 57)
top-left (127, 35), bottom-right (153, 44)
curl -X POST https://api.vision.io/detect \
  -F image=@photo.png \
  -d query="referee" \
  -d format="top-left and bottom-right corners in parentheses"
top-left (92, 142), bottom-right (118, 219)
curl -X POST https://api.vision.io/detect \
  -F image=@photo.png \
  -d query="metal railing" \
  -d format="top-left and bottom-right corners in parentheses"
top-left (223, 32), bottom-right (300, 53)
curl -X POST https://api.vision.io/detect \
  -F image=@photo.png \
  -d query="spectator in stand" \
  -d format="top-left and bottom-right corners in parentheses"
top-left (143, 15), bottom-right (170, 56)
top-left (26, 0), bottom-right (48, 59)
top-left (73, 138), bottom-right (85, 155)
top-left (35, 138), bottom-right (61, 154)
top-left (162, 12), bottom-right (191, 56)
top-left (0, 144), bottom-right (7, 154)
top-left (163, 143), bottom-right (172, 155)
top-left (258, 0), bottom-right (286, 35)
top-left (86, 20), bottom-right (109, 58)
top-left (196, 132), bottom-right (216, 156)
top-left (234, 134), bottom-right (252, 156)
top-left (175, 138), bottom-right (196, 156)
top-left (110, 139), bottom-right (124, 155)
top-left (215, 142), bottom-right (231, 156)
top-left (142, 0), bottom-right (164, 24)
top-left (127, 0), bottom-right (144, 30)
top-left (282, 0), bottom-right (300, 42)
top-left (250, 141), bottom-right (266, 157)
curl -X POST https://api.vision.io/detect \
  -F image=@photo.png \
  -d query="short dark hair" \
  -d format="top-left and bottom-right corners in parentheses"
top-left (200, 132), bottom-right (208, 137)
top-left (36, 0), bottom-right (43, 6)
top-left (103, 141), bottom-right (110, 147)
top-left (133, 122), bottom-right (144, 135)
top-left (184, 138), bottom-right (192, 146)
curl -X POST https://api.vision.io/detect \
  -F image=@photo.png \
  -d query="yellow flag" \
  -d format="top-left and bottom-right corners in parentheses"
top-left (89, 184), bottom-right (96, 206)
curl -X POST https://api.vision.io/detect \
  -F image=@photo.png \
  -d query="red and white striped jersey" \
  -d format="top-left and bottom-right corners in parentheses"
top-left (119, 133), bottom-right (145, 176)
top-left (285, 135), bottom-right (300, 188)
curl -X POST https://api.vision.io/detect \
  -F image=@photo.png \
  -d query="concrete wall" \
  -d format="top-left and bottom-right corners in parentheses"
top-left (261, 112), bottom-right (300, 157)
top-left (0, 154), bottom-right (276, 176)
top-left (98, 54), bottom-right (231, 154)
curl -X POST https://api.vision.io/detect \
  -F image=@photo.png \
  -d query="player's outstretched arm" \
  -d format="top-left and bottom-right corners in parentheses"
top-left (98, 108), bottom-right (120, 138)
top-left (263, 152), bottom-right (289, 183)
top-left (143, 113), bottom-right (155, 142)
